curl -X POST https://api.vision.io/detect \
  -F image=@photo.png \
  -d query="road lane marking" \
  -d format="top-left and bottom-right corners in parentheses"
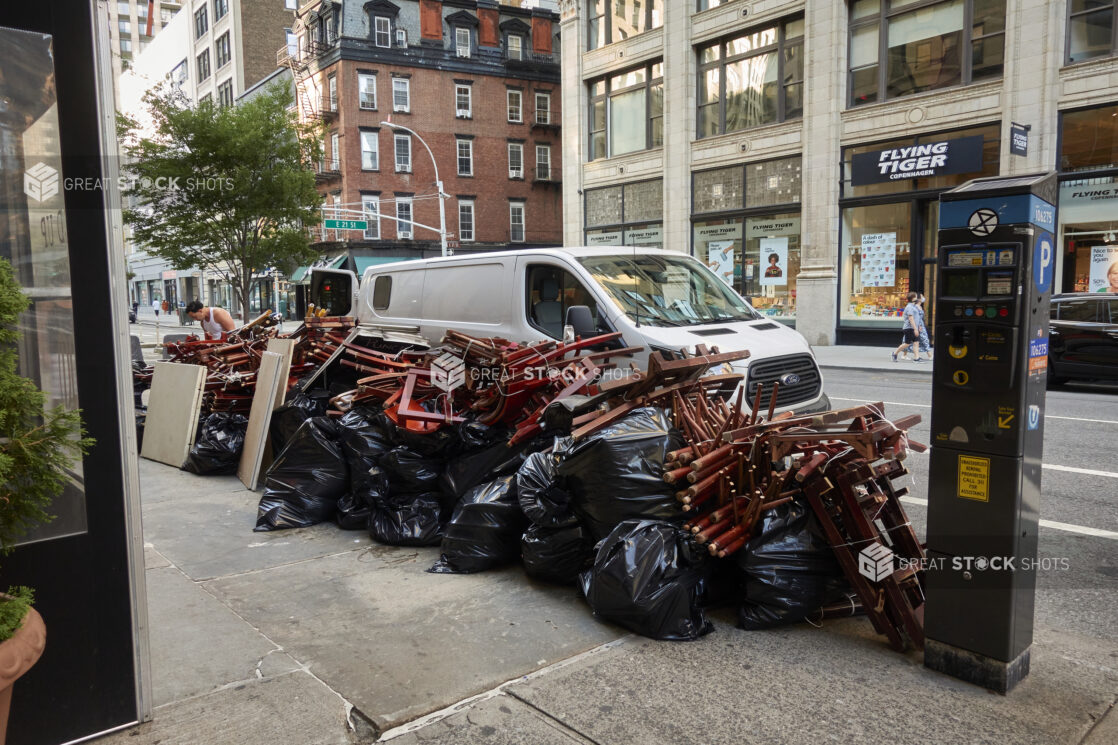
top-left (899, 497), bottom-right (1118, 539)
top-left (903, 449), bottom-right (1118, 479)
top-left (828, 397), bottom-right (1118, 425)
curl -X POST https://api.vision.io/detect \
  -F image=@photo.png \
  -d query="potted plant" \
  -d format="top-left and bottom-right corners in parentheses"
top-left (0, 258), bottom-right (91, 741)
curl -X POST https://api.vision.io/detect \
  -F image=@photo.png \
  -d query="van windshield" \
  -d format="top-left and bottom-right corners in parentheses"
top-left (578, 254), bottom-right (761, 327)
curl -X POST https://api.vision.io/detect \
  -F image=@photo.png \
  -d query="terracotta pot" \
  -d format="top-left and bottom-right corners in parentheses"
top-left (0, 607), bottom-right (46, 745)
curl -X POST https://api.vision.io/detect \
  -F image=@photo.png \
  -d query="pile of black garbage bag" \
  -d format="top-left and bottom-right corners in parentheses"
top-left (250, 396), bottom-right (851, 641)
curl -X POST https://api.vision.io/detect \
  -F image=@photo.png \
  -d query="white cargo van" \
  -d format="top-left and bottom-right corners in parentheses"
top-left (309, 247), bottom-right (829, 414)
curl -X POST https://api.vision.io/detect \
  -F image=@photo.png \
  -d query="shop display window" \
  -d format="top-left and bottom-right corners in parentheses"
top-left (840, 202), bottom-right (913, 325)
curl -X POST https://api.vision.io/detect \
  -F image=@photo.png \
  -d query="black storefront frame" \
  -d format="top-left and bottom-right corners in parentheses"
top-left (1054, 101), bottom-right (1118, 294)
top-left (689, 159), bottom-right (802, 325)
top-left (0, 2), bottom-right (148, 742)
top-left (836, 123), bottom-right (1002, 345)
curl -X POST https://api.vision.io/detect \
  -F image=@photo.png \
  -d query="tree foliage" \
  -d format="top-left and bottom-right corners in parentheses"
top-left (0, 259), bottom-right (92, 637)
top-left (118, 82), bottom-right (322, 321)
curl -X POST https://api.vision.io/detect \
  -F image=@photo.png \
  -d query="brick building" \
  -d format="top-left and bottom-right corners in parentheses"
top-left (288, 0), bottom-right (563, 267)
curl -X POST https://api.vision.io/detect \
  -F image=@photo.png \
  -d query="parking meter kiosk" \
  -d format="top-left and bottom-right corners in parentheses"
top-left (925, 172), bottom-right (1056, 694)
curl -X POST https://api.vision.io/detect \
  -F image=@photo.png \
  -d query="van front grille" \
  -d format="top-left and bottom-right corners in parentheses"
top-left (744, 354), bottom-right (822, 409)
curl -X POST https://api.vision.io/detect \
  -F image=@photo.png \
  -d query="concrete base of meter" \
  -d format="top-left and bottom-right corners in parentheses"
top-left (925, 639), bottom-right (1031, 695)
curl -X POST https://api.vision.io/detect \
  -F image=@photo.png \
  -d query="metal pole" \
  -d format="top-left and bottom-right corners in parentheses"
top-left (380, 121), bottom-right (448, 257)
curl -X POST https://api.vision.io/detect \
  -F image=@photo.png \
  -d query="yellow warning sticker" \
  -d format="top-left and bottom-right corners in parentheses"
top-left (958, 455), bottom-right (990, 502)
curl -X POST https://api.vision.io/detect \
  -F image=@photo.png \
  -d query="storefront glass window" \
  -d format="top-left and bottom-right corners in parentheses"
top-left (693, 166), bottom-right (744, 213)
top-left (1060, 104), bottom-right (1118, 172)
top-left (584, 180), bottom-right (663, 247)
top-left (1057, 175), bottom-right (1118, 293)
top-left (585, 185), bottom-right (622, 227)
top-left (746, 156), bottom-right (802, 208)
top-left (745, 213), bottom-right (800, 319)
top-left (840, 203), bottom-right (913, 325)
top-left (623, 180), bottom-right (663, 223)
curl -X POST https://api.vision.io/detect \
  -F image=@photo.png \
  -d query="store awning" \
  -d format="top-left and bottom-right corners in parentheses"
top-left (289, 255), bottom-right (348, 282)
top-left (353, 255), bottom-right (415, 276)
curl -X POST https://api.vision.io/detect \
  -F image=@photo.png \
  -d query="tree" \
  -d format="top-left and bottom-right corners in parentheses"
top-left (118, 82), bottom-right (323, 322)
top-left (0, 259), bottom-right (92, 638)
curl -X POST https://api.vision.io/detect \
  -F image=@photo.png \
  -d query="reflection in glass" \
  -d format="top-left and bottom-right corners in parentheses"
top-left (0, 27), bottom-right (87, 543)
top-left (886, 0), bottom-right (964, 98)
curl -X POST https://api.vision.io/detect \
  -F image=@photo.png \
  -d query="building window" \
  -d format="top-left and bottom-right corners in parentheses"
top-left (363, 195), bottom-right (380, 240)
top-left (286, 28), bottom-right (297, 58)
top-left (457, 139), bottom-right (473, 177)
top-left (510, 202), bottom-right (526, 243)
top-left (535, 92), bottom-right (551, 124)
top-left (217, 79), bottom-right (233, 107)
top-left (286, 0), bottom-right (298, 9)
top-left (392, 78), bottom-right (410, 112)
top-left (396, 197), bottom-right (413, 239)
top-left (697, 18), bottom-right (803, 138)
top-left (172, 59), bottom-right (188, 87)
top-left (360, 129), bottom-right (379, 170)
top-left (1057, 105), bottom-right (1118, 293)
top-left (459, 200), bottom-right (475, 242)
top-left (507, 89), bottom-right (523, 122)
top-left (584, 179), bottom-right (664, 249)
top-left (536, 145), bottom-right (551, 181)
top-left (849, 0), bottom-right (1006, 107)
top-left (374, 16), bottom-right (391, 48)
top-left (455, 84), bottom-right (472, 117)
top-left (214, 0), bottom-right (228, 22)
top-left (588, 62), bottom-right (663, 160)
top-left (215, 32), bottom-right (231, 68)
top-left (698, 0), bottom-right (729, 9)
top-left (359, 73), bottom-right (377, 109)
top-left (329, 131), bottom-right (340, 170)
top-left (507, 34), bottom-right (523, 60)
top-left (197, 50), bottom-right (211, 82)
top-left (194, 6), bottom-right (208, 38)
top-left (1068, 1), bottom-right (1117, 63)
top-left (119, 19), bottom-right (131, 34)
top-left (508, 142), bottom-right (524, 179)
top-left (327, 73), bottom-right (338, 111)
top-left (121, 38), bottom-right (133, 54)
top-left (395, 134), bottom-right (411, 172)
top-left (199, 92), bottom-right (212, 105)
top-left (588, 0), bottom-right (663, 50)
top-left (456, 27), bottom-right (471, 57)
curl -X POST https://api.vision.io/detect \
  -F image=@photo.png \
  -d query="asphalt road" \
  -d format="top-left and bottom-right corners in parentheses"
top-left (823, 367), bottom-right (1118, 643)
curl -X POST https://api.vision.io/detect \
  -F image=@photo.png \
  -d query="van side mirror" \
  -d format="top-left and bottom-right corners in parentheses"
top-left (565, 305), bottom-right (596, 339)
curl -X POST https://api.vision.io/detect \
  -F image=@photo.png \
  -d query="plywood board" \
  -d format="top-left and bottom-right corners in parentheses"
top-left (265, 337), bottom-right (296, 408)
top-left (237, 351), bottom-right (287, 490)
top-left (141, 362), bottom-right (206, 468)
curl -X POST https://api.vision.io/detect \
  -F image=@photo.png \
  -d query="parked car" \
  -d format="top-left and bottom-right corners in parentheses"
top-left (310, 247), bottom-right (831, 415)
top-left (1048, 292), bottom-right (1118, 386)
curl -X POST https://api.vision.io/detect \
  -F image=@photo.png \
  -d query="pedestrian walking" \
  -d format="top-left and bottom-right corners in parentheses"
top-left (152, 297), bottom-right (160, 317)
top-left (916, 294), bottom-right (932, 361)
top-left (891, 292), bottom-right (923, 363)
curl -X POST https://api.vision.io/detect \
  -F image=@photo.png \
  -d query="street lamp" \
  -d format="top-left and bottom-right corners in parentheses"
top-left (379, 121), bottom-right (449, 257)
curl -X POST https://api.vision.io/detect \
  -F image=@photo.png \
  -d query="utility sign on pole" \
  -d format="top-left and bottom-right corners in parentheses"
top-left (323, 218), bottom-right (368, 230)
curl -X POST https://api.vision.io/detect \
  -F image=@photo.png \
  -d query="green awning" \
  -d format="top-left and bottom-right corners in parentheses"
top-left (353, 255), bottom-right (415, 276)
top-left (289, 255), bottom-right (348, 283)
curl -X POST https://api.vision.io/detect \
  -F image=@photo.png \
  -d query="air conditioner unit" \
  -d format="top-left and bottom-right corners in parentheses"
top-left (399, 230), bottom-right (412, 239)
top-left (396, 29), bottom-right (407, 47)
top-left (393, 105), bottom-right (408, 113)
top-left (456, 47), bottom-right (470, 58)
top-left (509, 168), bottom-right (523, 179)
top-left (456, 109), bottom-right (470, 117)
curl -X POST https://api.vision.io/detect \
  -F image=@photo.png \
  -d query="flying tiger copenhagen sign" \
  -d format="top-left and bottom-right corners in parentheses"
top-left (850, 135), bottom-right (985, 187)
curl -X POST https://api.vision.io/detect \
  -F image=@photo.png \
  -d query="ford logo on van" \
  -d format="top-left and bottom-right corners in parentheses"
top-left (780, 373), bottom-right (801, 386)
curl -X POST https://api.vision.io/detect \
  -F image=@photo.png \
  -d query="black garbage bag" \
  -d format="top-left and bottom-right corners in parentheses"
top-left (381, 446), bottom-right (443, 496)
top-left (556, 407), bottom-right (684, 541)
top-left (335, 492), bottom-right (371, 530)
top-left (521, 523), bottom-right (593, 585)
top-left (336, 406), bottom-right (394, 495)
top-left (394, 416), bottom-right (459, 458)
top-left (579, 519), bottom-right (713, 641)
top-left (368, 492), bottom-right (445, 546)
top-left (270, 389), bottom-right (332, 454)
top-left (516, 451), bottom-right (577, 528)
top-left (183, 412), bottom-right (248, 475)
top-left (735, 497), bottom-right (849, 630)
top-left (429, 476), bottom-right (526, 574)
top-left (255, 417), bottom-right (349, 531)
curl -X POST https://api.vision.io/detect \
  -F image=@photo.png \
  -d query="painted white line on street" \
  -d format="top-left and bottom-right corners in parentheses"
top-left (1041, 463), bottom-right (1118, 479)
top-left (829, 396), bottom-right (1118, 425)
top-left (899, 496), bottom-right (1118, 540)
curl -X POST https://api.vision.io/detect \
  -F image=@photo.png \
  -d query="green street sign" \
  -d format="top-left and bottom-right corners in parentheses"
top-left (324, 218), bottom-right (368, 230)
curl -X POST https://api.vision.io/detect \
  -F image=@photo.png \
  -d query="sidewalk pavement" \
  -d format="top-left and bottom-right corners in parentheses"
top-left (97, 456), bottom-right (1117, 745)
top-left (812, 344), bottom-right (934, 374)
